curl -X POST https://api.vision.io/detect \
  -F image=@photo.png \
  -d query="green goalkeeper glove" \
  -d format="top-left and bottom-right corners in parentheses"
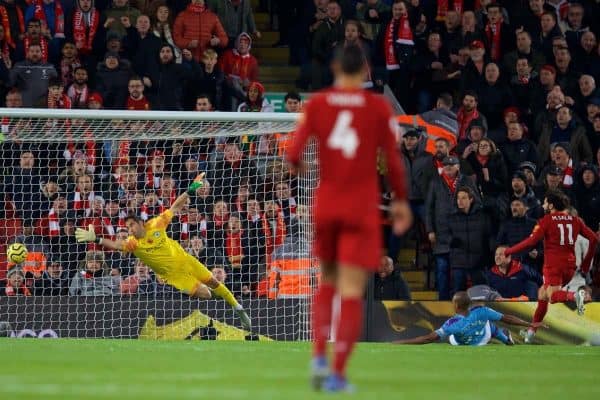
top-left (75, 224), bottom-right (101, 243)
top-left (187, 173), bottom-right (205, 196)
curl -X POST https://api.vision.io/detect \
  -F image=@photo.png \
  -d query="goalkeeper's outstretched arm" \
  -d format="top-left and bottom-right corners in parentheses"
top-left (75, 224), bottom-right (125, 251)
top-left (169, 173), bottom-right (205, 214)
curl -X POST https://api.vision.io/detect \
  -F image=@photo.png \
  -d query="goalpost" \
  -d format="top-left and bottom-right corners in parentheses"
top-left (0, 108), bottom-right (318, 341)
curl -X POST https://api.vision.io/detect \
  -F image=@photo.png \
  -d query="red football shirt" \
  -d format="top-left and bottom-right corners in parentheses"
top-left (286, 87), bottom-right (407, 222)
top-left (127, 96), bottom-right (151, 110)
top-left (506, 212), bottom-right (598, 273)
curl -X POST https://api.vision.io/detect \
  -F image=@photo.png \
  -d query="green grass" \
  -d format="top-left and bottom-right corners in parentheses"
top-left (1, 340), bottom-right (599, 399)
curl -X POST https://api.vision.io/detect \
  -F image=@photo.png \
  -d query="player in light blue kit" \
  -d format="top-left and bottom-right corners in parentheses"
top-left (394, 292), bottom-right (546, 345)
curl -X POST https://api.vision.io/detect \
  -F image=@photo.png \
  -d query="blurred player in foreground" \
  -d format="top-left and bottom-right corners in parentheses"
top-left (394, 291), bottom-right (545, 345)
top-left (75, 174), bottom-right (251, 330)
top-left (503, 190), bottom-right (597, 343)
top-left (286, 45), bottom-right (413, 392)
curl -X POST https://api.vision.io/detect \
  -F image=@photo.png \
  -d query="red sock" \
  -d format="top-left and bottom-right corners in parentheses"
top-left (532, 300), bottom-right (548, 332)
top-left (333, 298), bottom-right (363, 378)
top-left (550, 290), bottom-right (575, 303)
top-left (312, 283), bottom-right (335, 358)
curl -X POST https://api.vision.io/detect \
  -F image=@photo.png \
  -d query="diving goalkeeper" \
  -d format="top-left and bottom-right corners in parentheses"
top-left (74, 173), bottom-right (252, 330)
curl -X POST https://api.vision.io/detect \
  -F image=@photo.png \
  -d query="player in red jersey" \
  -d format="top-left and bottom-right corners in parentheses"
top-left (286, 45), bottom-right (412, 392)
top-left (503, 190), bottom-right (598, 343)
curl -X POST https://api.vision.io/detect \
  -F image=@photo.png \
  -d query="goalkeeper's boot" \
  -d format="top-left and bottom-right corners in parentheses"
top-left (575, 287), bottom-right (588, 316)
top-left (310, 356), bottom-right (328, 391)
top-left (323, 374), bottom-right (355, 393)
top-left (520, 328), bottom-right (535, 344)
top-left (235, 307), bottom-right (252, 331)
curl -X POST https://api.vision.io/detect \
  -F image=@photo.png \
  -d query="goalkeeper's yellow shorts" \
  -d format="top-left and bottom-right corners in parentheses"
top-left (159, 256), bottom-right (213, 295)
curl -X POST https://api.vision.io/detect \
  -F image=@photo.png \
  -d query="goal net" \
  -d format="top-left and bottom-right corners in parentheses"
top-left (0, 108), bottom-right (318, 341)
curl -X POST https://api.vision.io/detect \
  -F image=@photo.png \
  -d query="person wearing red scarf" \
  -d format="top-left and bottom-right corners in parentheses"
top-left (225, 214), bottom-right (245, 268)
top-left (22, 18), bottom-right (49, 62)
top-left (71, 0), bottom-right (100, 56)
top-left (484, 3), bottom-right (510, 62)
top-left (456, 91), bottom-right (486, 140)
top-left (4, 268), bottom-right (32, 296)
top-left (0, 0), bottom-right (25, 49)
top-left (26, 0), bottom-right (65, 39)
top-left (45, 76), bottom-right (72, 108)
top-left (435, 0), bottom-right (465, 22)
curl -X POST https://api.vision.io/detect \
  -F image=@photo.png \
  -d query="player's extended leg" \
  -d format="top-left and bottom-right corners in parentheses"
top-left (190, 283), bottom-right (212, 299)
top-left (311, 261), bottom-right (337, 391)
top-left (490, 323), bottom-right (514, 345)
top-left (522, 285), bottom-right (549, 344)
top-left (203, 276), bottom-right (252, 331)
top-left (323, 264), bottom-right (368, 392)
top-left (550, 286), bottom-right (592, 315)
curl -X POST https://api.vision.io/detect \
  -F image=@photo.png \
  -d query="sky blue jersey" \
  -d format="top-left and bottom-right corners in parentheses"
top-left (435, 306), bottom-right (503, 345)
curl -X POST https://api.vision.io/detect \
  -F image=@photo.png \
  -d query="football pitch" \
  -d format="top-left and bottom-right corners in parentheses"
top-left (1, 340), bottom-right (599, 399)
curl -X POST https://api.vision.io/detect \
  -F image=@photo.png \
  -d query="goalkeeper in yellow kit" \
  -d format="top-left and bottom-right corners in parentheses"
top-left (74, 174), bottom-right (252, 330)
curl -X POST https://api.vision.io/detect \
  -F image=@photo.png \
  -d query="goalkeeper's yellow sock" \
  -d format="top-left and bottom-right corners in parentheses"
top-left (212, 283), bottom-right (242, 309)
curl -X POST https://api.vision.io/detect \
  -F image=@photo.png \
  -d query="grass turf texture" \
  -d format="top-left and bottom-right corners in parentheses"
top-left (1, 340), bottom-right (599, 399)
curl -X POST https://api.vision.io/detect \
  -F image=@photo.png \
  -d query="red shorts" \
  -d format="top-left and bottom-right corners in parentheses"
top-left (314, 216), bottom-right (382, 271)
top-left (543, 266), bottom-right (575, 287)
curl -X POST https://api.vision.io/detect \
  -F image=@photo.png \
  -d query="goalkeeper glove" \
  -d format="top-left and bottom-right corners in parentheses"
top-left (187, 173), bottom-right (205, 196)
top-left (75, 224), bottom-right (101, 244)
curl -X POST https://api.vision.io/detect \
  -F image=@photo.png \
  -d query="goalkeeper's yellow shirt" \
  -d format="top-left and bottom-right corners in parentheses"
top-left (122, 209), bottom-right (190, 276)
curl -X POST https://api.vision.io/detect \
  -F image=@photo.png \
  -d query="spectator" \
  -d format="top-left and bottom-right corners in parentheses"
top-left (312, 0), bottom-right (344, 90)
top-left (274, 181), bottom-right (297, 227)
top-left (531, 64), bottom-right (558, 114)
top-left (102, 0), bottom-right (140, 38)
top-left (487, 245), bottom-right (542, 300)
top-left (420, 93), bottom-right (458, 139)
top-left (499, 121), bottom-right (539, 175)
top-left (263, 200), bottom-right (286, 256)
top-left (120, 259), bottom-right (156, 294)
top-left (519, 161), bottom-right (538, 188)
top-left (69, 250), bottom-right (120, 296)
top-left (42, 76), bottom-right (71, 108)
top-left (561, 2), bottom-right (588, 51)
top-left (206, 0), bottom-right (259, 46)
top-left (412, 31), bottom-right (450, 113)
top-left (87, 91), bottom-right (102, 109)
top-left (51, 218), bottom-right (87, 274)
top-left (496, 196), bottom-right (541, 266)
top-left (399, 129), bottom-right (430, 220)
top-left (145, 149), bottom-right (166, 190)
top-left (193, 49), bottom-right (224, 110)
top-left (534, 165), bottom-right (576, 205)
top-left (33, 259), bottom-right (69, 295)
top-left (3, 267), bottom-right (31, 296)
top-left (425, 155), bottom-right (478, 300)
top-left (140, 190), bottom-right (165, 220)
top-left (206, 199), bottom-right (229, 251)
top-left (555, 47), bottom-right (580, 99)
top-left (126, 75), bottom-right (150, 110)
top-left (378, 0), bottom-right (413, 107)
top-left (58, 41), bottom-right (81, 87)
top-left (11, 150), bottom-right (44, 221)
top-left (356, 0), bottom-right (390, 42)
top-left (147, 45), bottom-right (202, 110)
top-left (505, 170), bottom-right (543, 219)
top-left (573, 75), bottom-right (599, 118)
top-left (173, 0), bottom-right (228, 62)
top-left (509, 58), bottom-right (540, 119)
top-left (503, 30), bottom-right (545, 77)
top-left (21, 18), bottom-right (49, 62)
top-left (574, 164), bottom-right (600, 231)
top-left (122, 13), bottom-right (161, 81)
top-left (95, 51), bottom-right (132, 109)
top-left (456, 11), bottom-right (485, 54)
top-left (339, 20), bottom-right (373, 88)
top-left (210, 139), bottom-right (261, 202)
top-left (67, 0), bottom-right (105, 67)
top-left (537, 11), bottom-right (562, 60)
top-left (0, 0), bottom-right (25, 53)
top-left (225, 213), bottom-right (248, 283)
top-left (447, 186), bottom-right (492, 294)
top-left (482, 2), bottom-right (513, 63)
top-left (187, 233), bottom-right (227, 268)
top-left (440, 10), bottom-right (460, 56)
top-left (25, 0), bottom-right (66, 63)
top-left (575, 31), bottom-right (597, 75)
top-left (374, 256), bottom-right (410, 300)
top-left (220, 32), bottom-right (259, 107)
top-left (538, 106), bottom-right (592, 166)
top-left (475, 62), bottom-right (513, 131)
top-left (39, 194), bottom-right (69, 238)
top-left (66, 66), bottom-right (91, 108)
top-left (591, 113), bottom-right (600, 157)
top-left (9, 42), bottom-right (58, 107)
top-left (149, 1), bottom-right (181, 63)
top-left (237, 81), bottom-right (273, 112)
top-left (456, 91), bottom-right (487, 141)
top-left (459, 40), bottom-right (487, 93)
top-left (243, 196), bottom-right (266, 266)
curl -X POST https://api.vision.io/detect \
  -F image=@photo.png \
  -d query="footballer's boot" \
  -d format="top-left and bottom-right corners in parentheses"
top-left (310, 356), bottom-right (329, 391)
top-left (235, 307), bottom-right (252, 331)
top-left (323, 374), bottom-right (355, 393)
top-left (520, 329), bottom-right (535, 344)
top-left (504, 329), bottom-right (515, 346)
top-left (575, 287), bottom-right (588, 316)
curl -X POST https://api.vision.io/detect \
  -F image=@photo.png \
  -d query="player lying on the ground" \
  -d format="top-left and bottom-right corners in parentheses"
top-left (394, 291), bottom-right (546, 345)
top-left (74, 173), bottom-right (251, 330)
top-left (503, 190), bottom-right (597, 343)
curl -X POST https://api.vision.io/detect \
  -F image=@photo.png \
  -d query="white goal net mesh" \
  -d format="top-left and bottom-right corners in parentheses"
top-left (0, 109), bottom-right (318, 341)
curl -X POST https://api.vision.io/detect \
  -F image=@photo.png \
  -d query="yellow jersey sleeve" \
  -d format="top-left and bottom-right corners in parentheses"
top-left (122, 236), bottom-right (139, 252)
top-left (149, 209), bottom-right (174, 231)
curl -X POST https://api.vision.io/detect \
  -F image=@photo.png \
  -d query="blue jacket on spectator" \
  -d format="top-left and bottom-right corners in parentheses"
top-left (486, 259), bottom-right (542, 300)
